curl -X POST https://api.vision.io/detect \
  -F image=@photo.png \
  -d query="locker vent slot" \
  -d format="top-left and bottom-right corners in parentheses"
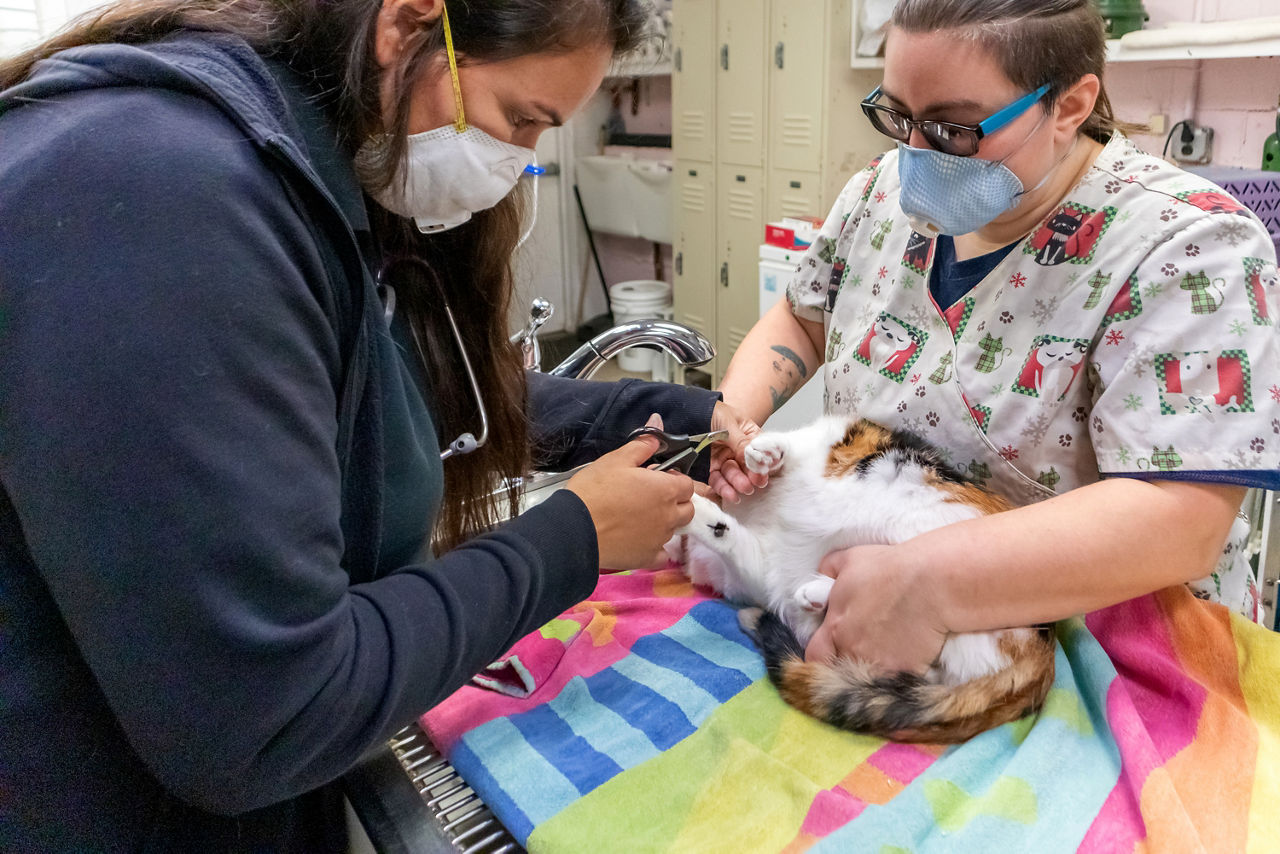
top-left (781, 114), bottom-right (815, 148)
top-left (727, 189), bottom-right (756, 220)
top-left (680, 184), bottom-right (708, 213)
top-left (727, 112), bottom-right (757, 144)
top-left (780, 198), bottom-right (813, 218)
top-left (680, 314), bottom-right (710, 337)
top-left (679, 111), bottom-right (709, 141)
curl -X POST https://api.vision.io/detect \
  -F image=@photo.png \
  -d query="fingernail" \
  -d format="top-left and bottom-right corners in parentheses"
top-left (645, 413), bottom-right (661, 427)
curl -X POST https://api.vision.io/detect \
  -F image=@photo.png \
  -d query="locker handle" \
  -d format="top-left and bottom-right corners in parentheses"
top-left (775, 42), bottom-right (785, 69)
top-left (720, 44), bottom-right (729, 71)
top-left (674, 48), bottom-right (682, 72)
top-left (676, 252), bottom-right (684, 276)
top-left (720, 262), bottom-right (729, 288)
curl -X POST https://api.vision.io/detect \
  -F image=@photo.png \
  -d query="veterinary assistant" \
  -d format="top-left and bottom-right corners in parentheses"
top-left (709, 0), bottom-right (1280, 674)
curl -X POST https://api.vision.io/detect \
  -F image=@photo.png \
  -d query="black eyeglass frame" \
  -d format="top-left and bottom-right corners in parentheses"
top-left (860, 84), bottom-right (1052, 157)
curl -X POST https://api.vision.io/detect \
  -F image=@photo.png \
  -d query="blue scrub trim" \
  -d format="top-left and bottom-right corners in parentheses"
top-left (1104, 470), bottom-right (1280, 491)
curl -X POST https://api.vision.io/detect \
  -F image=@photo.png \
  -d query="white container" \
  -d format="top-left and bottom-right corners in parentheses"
top-left (609, 279), bottom-right (674, 379)
top-left (758, 244), bottom-right (824, 431)
top-left (758, 243), bottom-right (808, 317)
top-left (576, 156), bottom-right (674, 244)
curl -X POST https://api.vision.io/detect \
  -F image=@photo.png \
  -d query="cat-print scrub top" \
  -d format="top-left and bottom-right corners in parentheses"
top-left (786, 132), bottom-right (1280, 621)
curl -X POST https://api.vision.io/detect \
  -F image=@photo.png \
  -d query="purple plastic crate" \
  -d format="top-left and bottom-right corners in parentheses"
top-left (1187, 165), bottom-right (1280, 259)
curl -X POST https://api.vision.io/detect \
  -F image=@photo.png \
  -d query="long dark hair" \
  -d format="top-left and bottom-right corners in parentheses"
top-left (891, 0), bottom-right (1138, 143)
top-left (1, 0), bottom-right (650, 553)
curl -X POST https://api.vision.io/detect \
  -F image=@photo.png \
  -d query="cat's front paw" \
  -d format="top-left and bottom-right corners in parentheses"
top-left (744, 435), bottom-right (787, 476)
top-left (794, 576), bottom-right (834, 612)
top-left (677, 493), bottom-right (732, 541)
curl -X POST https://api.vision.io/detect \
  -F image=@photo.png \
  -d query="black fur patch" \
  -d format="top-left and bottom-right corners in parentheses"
top-left (750, 610), bottom-right (808, 686)
top-left (853, 425), bottom-right (970, 485)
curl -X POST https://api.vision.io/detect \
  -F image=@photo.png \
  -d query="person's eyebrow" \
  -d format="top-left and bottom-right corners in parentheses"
top-left (879, 86), bottom-right (985, 117)
top-left (531, 102), bottom-right (564, 127)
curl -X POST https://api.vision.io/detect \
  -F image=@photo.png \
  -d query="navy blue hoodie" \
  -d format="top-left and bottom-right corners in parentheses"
top-left (0, 32), bottom-right (718, 851)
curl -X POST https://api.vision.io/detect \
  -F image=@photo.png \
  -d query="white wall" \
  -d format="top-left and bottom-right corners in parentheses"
top-left (1, 0), bottom-right (105, 55)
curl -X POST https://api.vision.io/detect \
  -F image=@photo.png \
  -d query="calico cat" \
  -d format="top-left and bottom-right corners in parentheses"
top-left (668, 417), bottom-right (1055, 743)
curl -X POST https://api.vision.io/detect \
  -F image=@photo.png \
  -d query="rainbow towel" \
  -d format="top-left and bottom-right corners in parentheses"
top-left (421, 568), bottom-right (1280, 852)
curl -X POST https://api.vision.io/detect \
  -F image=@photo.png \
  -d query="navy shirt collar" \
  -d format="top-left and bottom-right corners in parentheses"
top-left (262, 58), bottom-right (371, 233)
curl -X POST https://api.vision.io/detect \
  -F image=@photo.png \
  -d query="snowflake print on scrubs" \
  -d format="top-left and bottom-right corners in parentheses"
top-left (785, 133), bottom-right (1278, 617)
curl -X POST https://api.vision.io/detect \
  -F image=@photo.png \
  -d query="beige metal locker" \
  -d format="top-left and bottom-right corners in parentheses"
top-left (716, 164), bottom-right (765, 370)
top-left (672, 161), bottom-right (717, 348)
top-left (671, 0), bottom-right (716, 164)
top-left (768, 169), bottom-right (824, 222)
top-left (769, 0), bottom-right (827, 174)
top-left (715, 0), bottom-right (768, 168)
top-left (671, 0), bottom-right (886, 381)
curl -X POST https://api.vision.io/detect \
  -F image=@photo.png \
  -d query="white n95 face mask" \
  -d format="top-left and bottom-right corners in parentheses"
top-left (369, 126), bottom-right (535, 233)
top-left (361, 0), bottom-right (535, 233)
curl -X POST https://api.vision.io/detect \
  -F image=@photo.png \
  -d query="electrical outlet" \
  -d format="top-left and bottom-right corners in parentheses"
top-left (1172, 122), bottom-right (1214, 165)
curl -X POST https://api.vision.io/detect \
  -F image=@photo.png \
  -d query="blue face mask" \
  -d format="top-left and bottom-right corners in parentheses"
top-left (896, 113), bottom-right (1063, 237)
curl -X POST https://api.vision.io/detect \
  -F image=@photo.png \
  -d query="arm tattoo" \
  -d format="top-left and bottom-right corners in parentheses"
top-left (770, 345), bottom-right (809, 379)
top-left (770, 386), bottom-right (794, 410)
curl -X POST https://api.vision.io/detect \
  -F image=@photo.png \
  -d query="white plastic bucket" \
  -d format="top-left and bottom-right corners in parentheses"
top-left (609, 279), bottom-right (674, 379)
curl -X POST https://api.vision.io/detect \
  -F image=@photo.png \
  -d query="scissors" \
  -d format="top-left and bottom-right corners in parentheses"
top-left (627, 427), bottom-right (729, 474)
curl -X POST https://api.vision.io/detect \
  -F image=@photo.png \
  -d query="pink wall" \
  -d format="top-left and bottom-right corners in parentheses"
top-left (1107, 0), bottom-right (1280, 168)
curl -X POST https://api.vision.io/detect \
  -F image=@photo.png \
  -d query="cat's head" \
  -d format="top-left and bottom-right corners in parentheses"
top-left (1039, 339), bottom-right (1086, 365)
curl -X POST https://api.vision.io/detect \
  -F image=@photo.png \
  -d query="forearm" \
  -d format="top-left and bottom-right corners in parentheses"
top-left (527, 372), bottom-right (720, 471)
top-left (718, 301), bottom-right (826, 426)
top-left (911, 479), bottom-right (1245, 632)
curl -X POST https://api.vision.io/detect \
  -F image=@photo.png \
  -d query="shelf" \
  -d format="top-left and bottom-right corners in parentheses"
top-left (607, 58), bottom-right (673, 78)
top-left (849, 37), bottom-right (1280, 70)
top-left (1106, 36), bottom-right (1280, 62)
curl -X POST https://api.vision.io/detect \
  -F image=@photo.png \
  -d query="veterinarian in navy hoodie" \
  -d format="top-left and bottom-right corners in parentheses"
top-left (0, 0), bottom-right (762, 849)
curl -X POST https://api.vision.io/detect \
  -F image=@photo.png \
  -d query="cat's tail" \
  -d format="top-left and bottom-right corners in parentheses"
top-left (742, 609), bottom-right (1055, 744)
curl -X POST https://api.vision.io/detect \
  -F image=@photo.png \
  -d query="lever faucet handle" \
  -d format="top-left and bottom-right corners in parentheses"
top-left (514, 298), bottom-right (555, 372)
top-left (529, 298), bottom-right (553, 329)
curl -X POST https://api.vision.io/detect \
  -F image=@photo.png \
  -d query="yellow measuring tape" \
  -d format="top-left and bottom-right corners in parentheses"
top-left (440, 1), bottom-right (467, 133)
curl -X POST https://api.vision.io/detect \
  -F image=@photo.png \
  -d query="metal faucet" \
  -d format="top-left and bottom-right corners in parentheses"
top-left (548, 317), bottom-right (716, 380)
top-left (509, 298), bottom-right (554, 371)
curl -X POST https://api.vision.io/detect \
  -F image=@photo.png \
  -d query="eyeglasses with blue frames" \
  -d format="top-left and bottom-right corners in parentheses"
top-left (860, 83), bottom-right (1052, 157)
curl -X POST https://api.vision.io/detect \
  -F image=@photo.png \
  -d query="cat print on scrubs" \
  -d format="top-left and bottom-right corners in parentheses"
top-left (1157, 350), bottom-right (1252, 416)
top-left (666, 418), bottom-right (1055, 743)
top-left (902, 231), bottom-right (933, 276)
top-left (1242, 257), bottom-right (1275, 326)
top-left (1179, 271), bottom-right (1227, 316)
top-left (1027, 204), bottom-right (1113, 267)
top-left (1012, 337), bottom-right (1088, 403)
top-left (855, 313), bottom-right (926, 381)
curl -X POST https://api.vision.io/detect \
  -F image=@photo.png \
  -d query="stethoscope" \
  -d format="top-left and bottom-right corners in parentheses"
top-left (373, 160), bottom-right (542, 461)
top-left (376, 258), bottom-right (489, 461)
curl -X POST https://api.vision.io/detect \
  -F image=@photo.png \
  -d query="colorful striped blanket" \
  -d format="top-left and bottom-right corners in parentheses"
top-left (421, 567), bottom-right (1280, 852)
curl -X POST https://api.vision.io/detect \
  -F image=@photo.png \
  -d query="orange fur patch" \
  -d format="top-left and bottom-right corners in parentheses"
top-left (777, 659), bottom-right (827, 718)
top-left (825, 421), bottom-right (892, 477)
top-left (903, 629), bottom-right (1055, 742)
top-left (931, 475), bottom-right (1013, 516)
